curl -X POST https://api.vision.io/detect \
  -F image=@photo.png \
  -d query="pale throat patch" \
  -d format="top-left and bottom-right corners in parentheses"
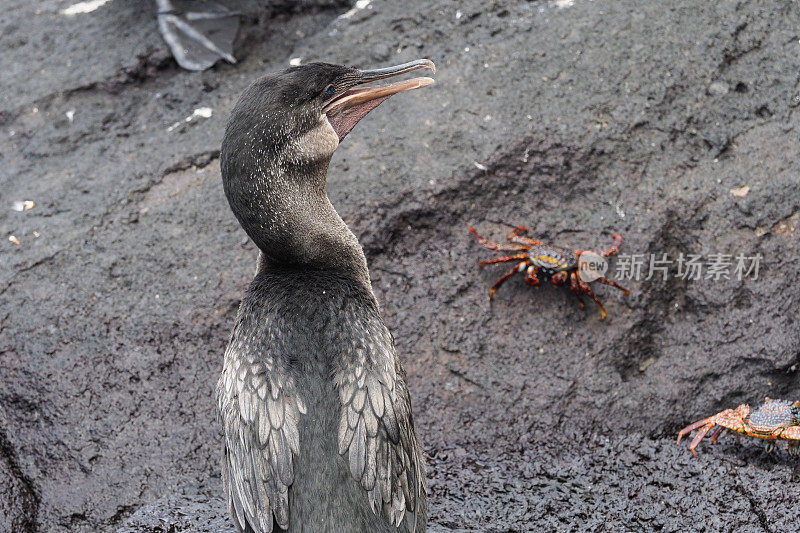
top-left (288, 116), bottom-right (339, 162)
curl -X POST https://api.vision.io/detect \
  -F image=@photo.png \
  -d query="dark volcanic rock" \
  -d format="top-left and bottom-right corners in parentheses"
top-left (117, 490), bottom-right (234, 533)
top-left (0, 431), bottom-right (38, 533)
top-left (1, 0), bottom-right (799, 531)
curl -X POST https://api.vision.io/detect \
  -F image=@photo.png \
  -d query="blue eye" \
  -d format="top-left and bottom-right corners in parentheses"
top-left (326, 85), bottom-right (335, 96)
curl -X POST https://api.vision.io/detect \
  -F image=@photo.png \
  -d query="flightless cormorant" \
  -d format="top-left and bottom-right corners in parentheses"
top-left (216, 59), bottom-right (435, 532)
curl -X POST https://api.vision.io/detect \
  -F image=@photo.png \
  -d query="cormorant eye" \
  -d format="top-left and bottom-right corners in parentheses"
top-left (325, 85), bottom-right (335, 97)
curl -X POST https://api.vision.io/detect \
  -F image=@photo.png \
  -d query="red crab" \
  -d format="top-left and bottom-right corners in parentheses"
top-left (468, 226), bottom-right (629, 320)
top-left (677, 398), bottom-right (800, 457)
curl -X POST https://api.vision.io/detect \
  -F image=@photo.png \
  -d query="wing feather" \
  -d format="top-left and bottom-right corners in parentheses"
top-left (334, 308), bottom-right (427, 530)
top-left (216, 328), bottom-right (305, 533)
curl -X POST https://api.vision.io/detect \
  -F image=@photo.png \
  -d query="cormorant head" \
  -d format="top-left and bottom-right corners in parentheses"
top-left (222, 59), bottom-right (435, 169)
top-left (220, 59), bottom-right (434, 268)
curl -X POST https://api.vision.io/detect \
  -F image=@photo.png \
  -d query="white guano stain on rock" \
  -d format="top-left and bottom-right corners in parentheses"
top-left (61, 0), bottom-right (113, 16)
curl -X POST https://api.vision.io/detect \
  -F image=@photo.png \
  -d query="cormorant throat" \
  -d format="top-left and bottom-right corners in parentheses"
top-left (251, 148), bottom-right (367, 279)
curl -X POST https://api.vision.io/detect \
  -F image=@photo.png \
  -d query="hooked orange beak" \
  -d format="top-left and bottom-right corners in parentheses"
top-left (323, 59), bottom-right (435, 142)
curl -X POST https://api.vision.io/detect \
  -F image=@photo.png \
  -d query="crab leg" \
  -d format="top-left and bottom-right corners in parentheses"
top-left (506, 226), bottom-right (543, 246)
top-left (470, 227), bottom-right (529, 252)
top-left (578, 277), bottom-right (607, 320)
top-left (709, 425), bottom-right (725, 444)
top-left (594, 276), bottom-right (631, 296)
top-left (677, 417), bottom-right (715, 445)
top-left (478, 253), bottom-right (528, 266)
top-left (599, 234), bottom-right (623, 257)
top-left (523, 265), bottom-right (540, 287)
top-left (780, 426), bottom-right (800, 440)
top-left (488, 262), bottom-right (527, 299)
top-left (677, 405), bottom-right (752, 456)
top-left (576, 234), bottom-right (624, 260)
top-left (567, 271), bottom-right (585, 309)
top-left (687, 423), bottom-right (715, 458)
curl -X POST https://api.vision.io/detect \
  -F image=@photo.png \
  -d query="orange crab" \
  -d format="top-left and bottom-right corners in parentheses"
top-left (468, 226), bottom-right (629, 320)
top-left (677, 398), bottom-right (800, 458)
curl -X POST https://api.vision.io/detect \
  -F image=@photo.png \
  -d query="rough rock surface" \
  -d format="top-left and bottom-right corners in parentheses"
top-left (1, 0), bottom-right (799, 531)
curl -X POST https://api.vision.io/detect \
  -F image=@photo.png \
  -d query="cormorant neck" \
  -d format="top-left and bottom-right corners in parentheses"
top-left (224, 154), bottom-right (370, 287)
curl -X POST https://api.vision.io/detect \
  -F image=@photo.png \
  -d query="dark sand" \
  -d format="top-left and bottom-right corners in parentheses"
top-left (1, 1), bottom-right (799, 531)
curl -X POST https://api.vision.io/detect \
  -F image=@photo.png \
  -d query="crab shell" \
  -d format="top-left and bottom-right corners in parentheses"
top-left (744, 398), bottom-right (800, 439)
top-left (677, 398), bottom-right (800, 457)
